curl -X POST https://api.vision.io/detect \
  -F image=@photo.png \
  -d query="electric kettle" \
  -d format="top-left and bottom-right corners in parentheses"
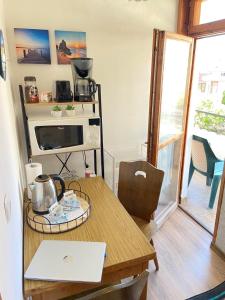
top-left (29, 174), bottom-right (65, 215)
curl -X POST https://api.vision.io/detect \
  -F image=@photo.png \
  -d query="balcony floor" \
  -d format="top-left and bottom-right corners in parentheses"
top-left (180, 171), bottom-right (220, 233)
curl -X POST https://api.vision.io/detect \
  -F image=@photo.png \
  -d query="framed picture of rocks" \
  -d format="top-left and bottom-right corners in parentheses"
top-left (55, 30), bottom-right (87, 64)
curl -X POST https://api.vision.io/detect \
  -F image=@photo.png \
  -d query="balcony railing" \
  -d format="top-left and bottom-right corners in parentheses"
top-left (195, 109), bottom-right (225, 135)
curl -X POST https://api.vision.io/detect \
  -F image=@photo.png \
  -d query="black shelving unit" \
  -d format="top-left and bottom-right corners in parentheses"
top-left (19, 84), bottom-right (105, 178)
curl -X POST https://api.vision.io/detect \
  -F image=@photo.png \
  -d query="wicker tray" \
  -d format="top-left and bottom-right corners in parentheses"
top-left (26, 189), bottom-right (91, 234)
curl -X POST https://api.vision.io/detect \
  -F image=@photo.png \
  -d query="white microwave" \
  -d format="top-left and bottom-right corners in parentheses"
top-left (28, 116), bottom-right (100, 156)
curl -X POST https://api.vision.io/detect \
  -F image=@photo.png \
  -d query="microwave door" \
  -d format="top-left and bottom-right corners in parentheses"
top-left (35, 125), bottom-right (83, 151)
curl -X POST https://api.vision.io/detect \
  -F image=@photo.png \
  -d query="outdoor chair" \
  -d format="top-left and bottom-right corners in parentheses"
top-left (118, 160), bottom-right (164, 270)
top-left (188, 135), bottom-right (224, 208)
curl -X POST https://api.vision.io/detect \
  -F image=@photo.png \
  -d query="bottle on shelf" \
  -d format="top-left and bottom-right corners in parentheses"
top-left (24, 76), bottom-right (39, 103)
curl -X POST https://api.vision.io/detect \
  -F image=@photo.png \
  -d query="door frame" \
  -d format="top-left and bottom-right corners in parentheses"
top-left (177, 38), bottom-right (196, 203)
top-left (212, 166), bottom-right (225, 245)
top-left (147, 29), bottom-right (194, 205)
top-left (178, 0), bottom-right (225, 240)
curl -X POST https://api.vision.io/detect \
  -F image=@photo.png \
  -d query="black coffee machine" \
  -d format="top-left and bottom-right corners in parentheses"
top-left (71, 58), bottom-right (97, 102)
top-left (55, 81), bottom-right (73, 102)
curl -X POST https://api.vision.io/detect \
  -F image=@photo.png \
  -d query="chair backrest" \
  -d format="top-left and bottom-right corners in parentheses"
top-left (191, 138), bottom-right (208, 172)
top-left (191, 135), bottom-right (218, 175)
top-left (75, 270), bottom-right (149, 300)
top-left (118, 161), bottom-right (164, 222)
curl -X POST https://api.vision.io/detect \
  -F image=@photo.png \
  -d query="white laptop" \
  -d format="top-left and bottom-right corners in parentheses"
top-left (25, 240), bottom-right (106, 283)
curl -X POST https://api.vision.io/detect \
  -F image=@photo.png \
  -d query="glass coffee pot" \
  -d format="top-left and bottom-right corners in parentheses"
top-left (71, 58), bottom-right (97, 102)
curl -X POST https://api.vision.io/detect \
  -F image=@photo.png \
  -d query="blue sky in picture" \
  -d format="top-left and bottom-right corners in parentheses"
top-left (14, 28), bottom-right (50, 49)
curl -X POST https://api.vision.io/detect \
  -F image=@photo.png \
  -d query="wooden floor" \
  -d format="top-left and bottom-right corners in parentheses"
top-left (148, 209), bottom-right (225, 300)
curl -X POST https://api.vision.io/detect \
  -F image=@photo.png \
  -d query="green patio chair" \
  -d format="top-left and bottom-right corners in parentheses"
top-left (188, 135), bottom-right (224, 209)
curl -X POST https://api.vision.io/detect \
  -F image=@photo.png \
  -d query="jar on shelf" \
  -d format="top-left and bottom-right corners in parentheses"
top-left (24, 76), bottom-right (39, 103)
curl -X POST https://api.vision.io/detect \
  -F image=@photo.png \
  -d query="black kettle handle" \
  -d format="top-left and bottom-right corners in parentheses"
top-left (50, 174), bottom-right (65, 201)
top-left (89, 78), bottom-right (97, 96)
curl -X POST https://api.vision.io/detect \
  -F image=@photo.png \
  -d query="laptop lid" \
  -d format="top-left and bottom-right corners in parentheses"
top-left (25, 240), bottom-right (106, 283)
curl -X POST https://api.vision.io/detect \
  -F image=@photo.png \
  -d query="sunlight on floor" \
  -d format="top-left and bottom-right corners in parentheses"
top-left (180, 172), bottom-right (219, 233)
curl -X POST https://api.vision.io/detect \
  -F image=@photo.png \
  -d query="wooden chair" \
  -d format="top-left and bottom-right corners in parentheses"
top-left (65, 270), bottom-right (149, 300)
top-left (118, 160), bottom-right (164, 270)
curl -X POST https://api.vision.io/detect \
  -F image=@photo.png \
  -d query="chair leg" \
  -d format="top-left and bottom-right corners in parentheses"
top-left (208, 175), bottom-right (221, 209)
top-left (150, 239), bottom-right (159, 271)
top-left (188, 162), bottom-right (194, 186)
top-left (206, 176), bottom-right (212, 186)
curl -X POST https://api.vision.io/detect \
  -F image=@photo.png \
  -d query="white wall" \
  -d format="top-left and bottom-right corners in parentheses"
top-left (0, 1), bottom-right (23, 299)
top-left (4, 0), bottom-right (178, 178)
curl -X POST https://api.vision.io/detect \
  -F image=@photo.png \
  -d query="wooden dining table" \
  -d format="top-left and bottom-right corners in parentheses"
top-left (24, 177), bottom-right (155, 300)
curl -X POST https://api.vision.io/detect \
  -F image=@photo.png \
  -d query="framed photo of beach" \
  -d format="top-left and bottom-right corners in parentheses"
top-left (14, 28), bottom-right (51, 64)
top-left (0, 30), bottom-right (6, 80)
top-left (55, 30), bottom-right (87, 64)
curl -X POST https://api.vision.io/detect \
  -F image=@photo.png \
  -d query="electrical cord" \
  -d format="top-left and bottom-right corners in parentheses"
top-left (82, 151), bottom-right (89, 168)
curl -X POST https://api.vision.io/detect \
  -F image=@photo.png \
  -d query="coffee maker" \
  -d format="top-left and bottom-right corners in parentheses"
top-left (71, 58), bottom-right (97, 102)
top-left (55, 81), bottom-right (73, 102)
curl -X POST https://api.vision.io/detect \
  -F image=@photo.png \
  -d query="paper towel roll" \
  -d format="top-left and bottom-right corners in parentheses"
top-left (25, 163), bottom-right (42, 199)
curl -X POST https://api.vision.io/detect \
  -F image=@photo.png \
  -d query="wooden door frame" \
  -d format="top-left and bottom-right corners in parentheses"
top-left (177, 39), bottom-right (196, 203)
top-left (147, 29), bottom-right (165, 166)
top-left (147, 29), bottom-right (194, 207)
top-left (189, 0), bottom-right (225, 37)
top-left (212, 167), bottom-right (225, 245)
top-left (178, 0), bottom-right (225, 37)
top-left (178, 0), bottom-right (225, 242)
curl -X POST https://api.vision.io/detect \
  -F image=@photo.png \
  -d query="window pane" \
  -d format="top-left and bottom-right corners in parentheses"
top-left (156, 139), bottom-right (181, 217)
top-left (159, 38), bottom-right (190, 142)
top-left (200, 0), bottom-right (225, 24)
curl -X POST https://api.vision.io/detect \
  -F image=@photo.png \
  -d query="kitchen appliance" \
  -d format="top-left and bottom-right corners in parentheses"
top-left (29, 174), bottom-right (65, 215)
top-left (28, 116), bottom-right (100, 156)
top-left (71, 58), bottom-right (97, 102)
top-left (55, 80), bottom-right (73, 102)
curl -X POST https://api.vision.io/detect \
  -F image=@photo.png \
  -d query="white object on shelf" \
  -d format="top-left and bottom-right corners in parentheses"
top-left (86, 125), bottom-right (100, 148)
top-left (65, 110), bottom-right (75, 117)
top-left (51, 110), bottom-right (62, 117)
top-left (40, 92), bottom-right (52, 102)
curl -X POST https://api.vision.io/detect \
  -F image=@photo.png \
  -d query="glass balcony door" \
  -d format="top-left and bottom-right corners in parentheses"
top-left (147, 30), bottom-right (194, 221)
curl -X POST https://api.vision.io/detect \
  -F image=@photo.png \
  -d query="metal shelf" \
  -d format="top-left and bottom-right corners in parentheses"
top-left (24, 100), bottom-right (98, 108)
top-left (19, 84), bottom-right (105, 178)
top-left (28, 112), bottom-right (99, 121)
